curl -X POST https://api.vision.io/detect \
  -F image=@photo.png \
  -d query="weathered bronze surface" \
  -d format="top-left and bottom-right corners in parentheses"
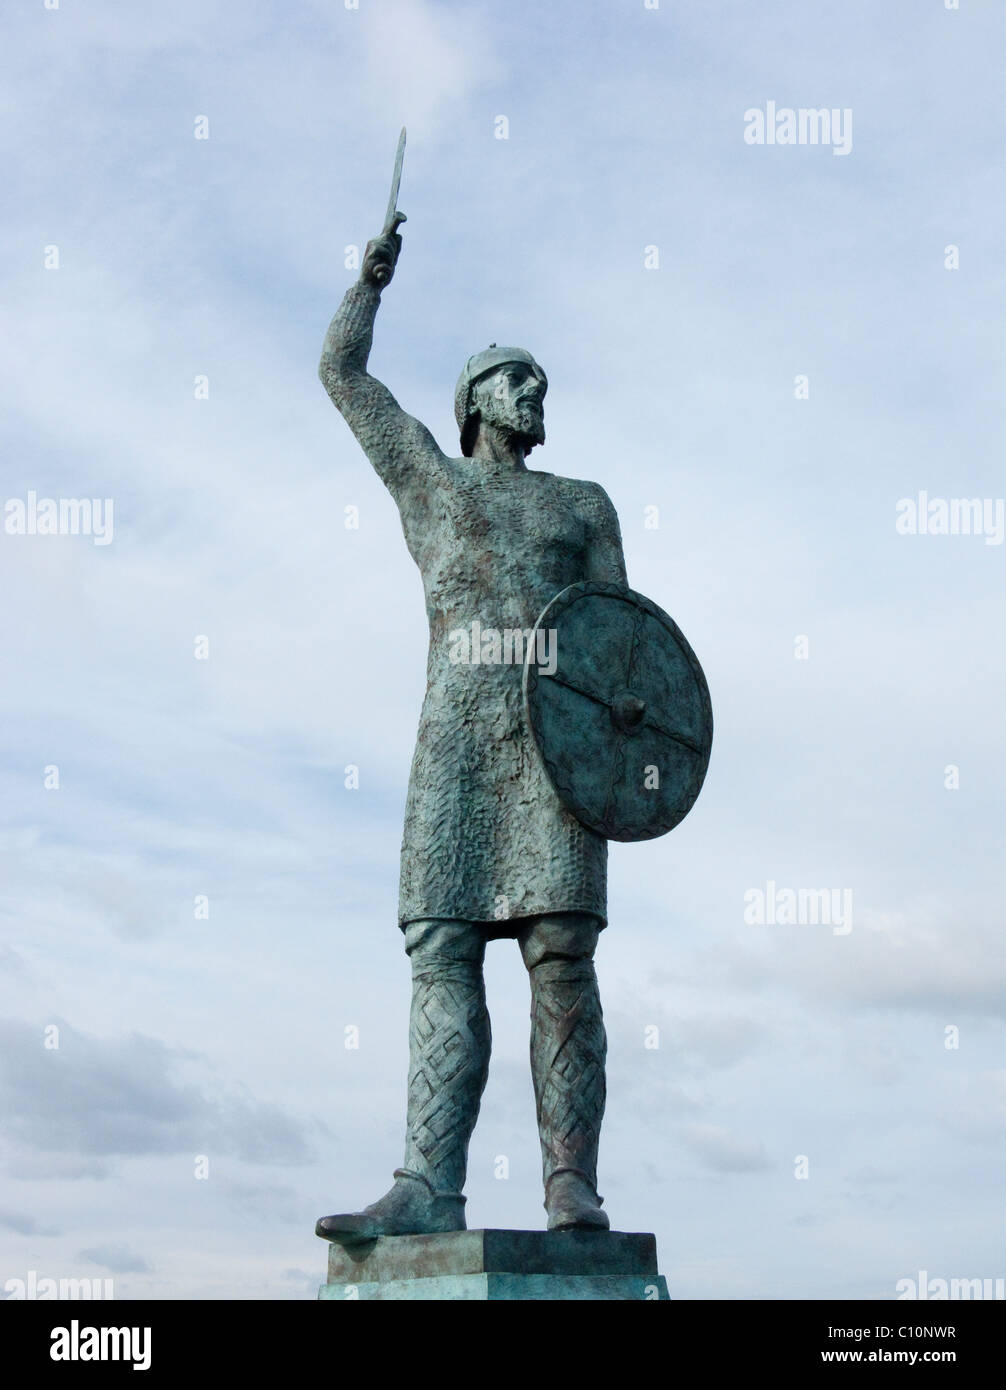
top-left (314, 134), bottom-right (712, 1256)
top-left (524, 582), bottom-right (713, 841)
top-left (326, 1229), bottom-right (659, 1281)
top-left (319, 1229), bottom-right (670, 1301)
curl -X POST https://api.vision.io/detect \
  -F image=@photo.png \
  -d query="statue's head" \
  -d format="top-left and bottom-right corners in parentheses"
top-left (454, 345), bottom-right (548, 457)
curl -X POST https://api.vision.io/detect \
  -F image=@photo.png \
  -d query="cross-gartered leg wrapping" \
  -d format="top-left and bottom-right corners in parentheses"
top-left (519, 912), bottom-right (610, 1231)
top-left (316, 918), bottom-right (490, 1244)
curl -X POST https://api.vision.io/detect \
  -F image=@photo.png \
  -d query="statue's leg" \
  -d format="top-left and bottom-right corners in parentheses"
top-left (316, 918), bottom-right (490, 1244)
top-left (400, 916), bottom-right (491, 1195)
top-left (518, 912), bottom-right (610, 1232)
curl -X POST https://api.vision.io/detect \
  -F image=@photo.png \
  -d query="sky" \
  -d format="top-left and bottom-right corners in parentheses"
top-left (1, 0), bottom-right (1003, 1301)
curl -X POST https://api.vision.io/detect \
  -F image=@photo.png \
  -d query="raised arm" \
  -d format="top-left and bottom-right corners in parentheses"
top-left (318, 220), bottom-right (445, 498)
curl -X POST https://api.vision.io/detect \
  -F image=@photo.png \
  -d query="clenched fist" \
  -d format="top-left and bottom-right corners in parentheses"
top-left (361, 212), bottom-right (406, 288)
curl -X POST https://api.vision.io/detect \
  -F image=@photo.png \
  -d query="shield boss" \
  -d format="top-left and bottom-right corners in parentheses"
top-left (523, 583), bottom-right (713, 842)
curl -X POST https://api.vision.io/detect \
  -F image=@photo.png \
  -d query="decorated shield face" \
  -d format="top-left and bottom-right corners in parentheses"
top-left (523, 582), bottom-right (713, 841)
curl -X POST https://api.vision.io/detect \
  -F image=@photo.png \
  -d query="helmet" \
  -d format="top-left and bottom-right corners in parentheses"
top-left (453, 344), bottom-right (547, 456)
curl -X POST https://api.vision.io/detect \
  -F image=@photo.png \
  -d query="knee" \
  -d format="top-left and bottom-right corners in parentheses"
top-left (405, 918), bottom-right (486, 973)
top-left (519, 912), bottom-right (601, 971)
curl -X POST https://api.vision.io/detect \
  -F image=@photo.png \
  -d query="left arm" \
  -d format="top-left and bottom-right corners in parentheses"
top-left (584, 484), bottom-right (628, 586)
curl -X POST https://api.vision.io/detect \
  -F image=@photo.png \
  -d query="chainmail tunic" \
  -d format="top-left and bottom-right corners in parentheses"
top-left (320, 281), bottom-right (627, 929)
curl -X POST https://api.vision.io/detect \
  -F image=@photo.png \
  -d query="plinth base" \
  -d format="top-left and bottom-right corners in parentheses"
top-left (319, 1229), bottom-right (670, 1301)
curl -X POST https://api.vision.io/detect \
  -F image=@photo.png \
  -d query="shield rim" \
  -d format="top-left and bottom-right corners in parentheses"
top-left (522, 581), bottom-right (713, 842)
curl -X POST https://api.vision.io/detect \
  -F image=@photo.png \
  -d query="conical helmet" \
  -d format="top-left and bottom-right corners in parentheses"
top-left (453, 344), bottom-right (547, 456)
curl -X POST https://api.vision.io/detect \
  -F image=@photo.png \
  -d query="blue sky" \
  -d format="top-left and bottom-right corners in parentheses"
top-left (1, 0), bottom-right (1003, 1299)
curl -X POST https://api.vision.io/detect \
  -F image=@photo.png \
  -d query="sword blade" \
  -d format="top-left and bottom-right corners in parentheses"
top-left (383, 126), bottom-right (407, 230)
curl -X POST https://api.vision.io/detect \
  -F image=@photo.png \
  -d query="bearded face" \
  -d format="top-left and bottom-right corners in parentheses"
top-left (473, 362), bottom-right (546, 453)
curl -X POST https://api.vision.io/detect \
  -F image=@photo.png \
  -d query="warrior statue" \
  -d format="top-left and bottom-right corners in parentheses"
top-left (315, 135), bottom-right (711, 1244)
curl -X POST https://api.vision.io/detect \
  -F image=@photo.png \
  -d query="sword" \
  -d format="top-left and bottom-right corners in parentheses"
top-left (373, 126), bottom-right (406, 285)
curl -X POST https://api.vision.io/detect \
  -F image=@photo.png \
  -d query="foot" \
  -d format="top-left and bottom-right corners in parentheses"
top-left (315, 1169), bottom-right (466, 1245)
top-left (545, 1170), bottom-right (610, 1232)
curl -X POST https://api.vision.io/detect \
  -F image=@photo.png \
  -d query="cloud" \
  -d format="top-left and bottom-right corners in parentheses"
top-left (935, 1070), bottom-right (1006, 1146)
top-left (0, 943), bottom-right (30, 977)
top-left (0, 1019), bottom-right (313, 1175)
top-left (218, 1179), bottom-right (307, 1226)
top-left (0, 1209), bottom-right (58, 1237)
top-left (723, 905), bottom-right (1006, 1019)
top-left (605, 1003), bottom-right (772, 1073)
top-left (680, 1123), bottom-right (772, 1174)
top-left (77, 1244), bottom-right (152, 1274)
top-left (3, 1153), bottom-right (112, 1183)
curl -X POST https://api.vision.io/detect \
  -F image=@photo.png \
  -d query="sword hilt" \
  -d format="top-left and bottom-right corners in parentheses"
top-left (372, 211), bottom-right (407, 285)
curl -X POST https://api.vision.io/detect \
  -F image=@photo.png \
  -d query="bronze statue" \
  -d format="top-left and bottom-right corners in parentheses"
top-left (315, 133), bottom-right (711, 1245)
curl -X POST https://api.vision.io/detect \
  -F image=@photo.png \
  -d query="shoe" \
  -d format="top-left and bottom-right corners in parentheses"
top-left (315, 1168), bottom-right (466, 1245)
top-left (545, 1169), bottom-right (610, 1232)
top-left (547, 1167), bottom-right (608, 1234)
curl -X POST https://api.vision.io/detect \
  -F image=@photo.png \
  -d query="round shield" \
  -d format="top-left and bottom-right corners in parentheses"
top-left (522, 582), bottom-right (713, 842)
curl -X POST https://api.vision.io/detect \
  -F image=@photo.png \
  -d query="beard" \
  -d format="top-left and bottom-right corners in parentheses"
top-left (480, 391), bottom-right (546, 452)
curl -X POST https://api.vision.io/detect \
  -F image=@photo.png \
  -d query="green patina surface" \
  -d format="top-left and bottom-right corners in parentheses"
top-left (319, 1229), bottom-right (670, 1300)
top-left (326, 1228), bottom-right (659, 1282)
top-left (314, 142), bottom-right (710, 1254)
top-left (320, 1273), bottom-right (670, 1301)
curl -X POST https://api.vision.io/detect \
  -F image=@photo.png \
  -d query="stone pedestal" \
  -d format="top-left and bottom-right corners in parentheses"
top-left (319, 1229), bottom-right (670, 1301)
